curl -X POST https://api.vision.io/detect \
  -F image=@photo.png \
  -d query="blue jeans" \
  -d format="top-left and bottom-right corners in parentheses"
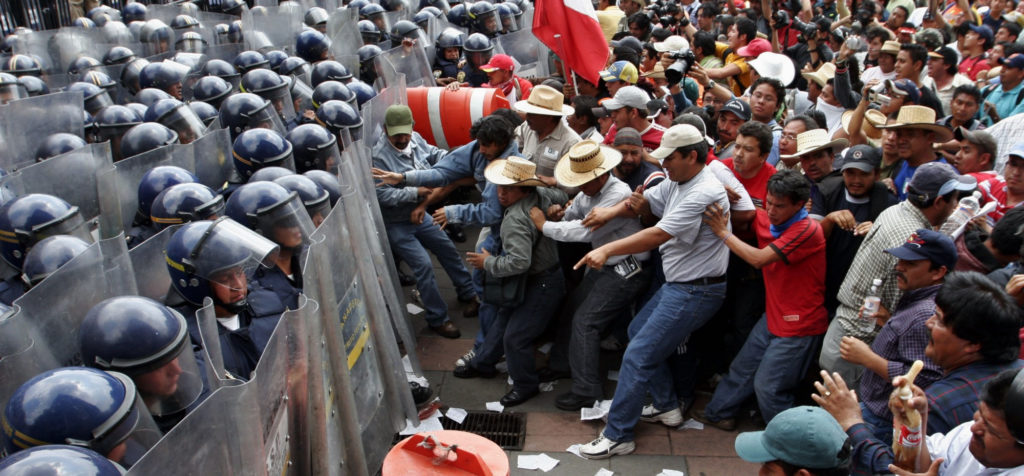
top-left (472, 232), bottom-right (500, 353)
top-left (703, 315), bottom-right (824, 423)
top-left (386, 216), bottom-right (476, 326)
top-left (472, 267), bottom-right (566, 393)
top-left (603, 281), bottom-right (726, 443)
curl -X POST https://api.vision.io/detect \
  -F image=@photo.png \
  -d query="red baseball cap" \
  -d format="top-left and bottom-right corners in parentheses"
top-left (736, 38), bottom-right (771, 58)
top-left (480, 54), bottom-right (515, 73)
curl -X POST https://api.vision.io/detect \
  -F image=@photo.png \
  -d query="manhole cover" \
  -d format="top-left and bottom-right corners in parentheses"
top-left (392, 412), bottom-right (527, 450)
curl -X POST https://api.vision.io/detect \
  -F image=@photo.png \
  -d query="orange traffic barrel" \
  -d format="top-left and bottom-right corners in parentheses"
top-left (406, 87), bottom-right (511, 150)
top-left (383, 430), bottom-right (510, 475)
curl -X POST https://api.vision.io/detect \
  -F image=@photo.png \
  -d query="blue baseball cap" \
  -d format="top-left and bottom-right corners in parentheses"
top-left (968, 23), bottom-right (995, 48)
top-left (884, 228), bottom-right (958, 270)
top-left (1000, 53), bottom-right (1024, 70)
top-left (885, 78), bottom-right (920, 105)
top-left (907, 161), bottom-right (977, 201)
top-left (735, 406), bottom-right (851, 470)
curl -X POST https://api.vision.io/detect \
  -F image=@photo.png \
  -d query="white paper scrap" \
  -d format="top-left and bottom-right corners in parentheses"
top-left (681, 419), bottom-right (704, 430)
top-left (398, 412), bottom-right (444, 435)
top-left (594, 468), bottom-right (615, 476)
top-left (445, 407), bottom-right (468, 424)
top-left (539, 381), bottom-right (555, 392)
top-left (581, 400), bottom-right (613, 421)
top-left (657, 470), bottom-right (685, 476)
top-left (486, 401), bottom-right (504, 413)
top-left (517, 453), bottom-right (560, 472)
top-left (406, 303), bottom-right (424, 314)
top-left (565, 444), bottom-right (582, 458)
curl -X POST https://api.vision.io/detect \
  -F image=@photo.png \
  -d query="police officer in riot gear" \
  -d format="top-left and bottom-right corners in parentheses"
top-left (119, 122), bottom-right (179, 161)
top-left (0, 445), bottom-right (125, 475)
top-left (20, 235), bottom-right (90, 289)
top-left (459, 33), bottom-right (493, 87)
top-left (129, 166), bottom-right (198, 248)
top-left (150, 183), bottom-right (225, 230)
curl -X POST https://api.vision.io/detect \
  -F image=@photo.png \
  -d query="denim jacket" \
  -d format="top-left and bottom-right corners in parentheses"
top-left (372, 132), bottom-right (447, 223)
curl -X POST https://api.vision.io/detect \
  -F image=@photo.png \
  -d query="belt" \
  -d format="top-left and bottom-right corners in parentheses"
top-left (674, 275), bottom-right (726, 286)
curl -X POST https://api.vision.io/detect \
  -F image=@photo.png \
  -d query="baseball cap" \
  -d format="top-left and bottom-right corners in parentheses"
top-left (613, 127), bottom-right (643, 147)
top-left (599, 60), bottom-right (639, 84)
top-left (907, 161), bottom-right (977, 200)
top-left (737, 38), bottom-right (771, 58)
top-left (735, 406), bottom-right (851, 470)
top-left (610, 36), bottom-right (643, 54)
top-left (929, 46), bottom-right (957, 66)
top-left (884, 228), bottom-right (958, 270)
top-left (480, 54), bottom-right (515, 73)
top-left (1010, 142), bottom-right (1024, 160)
top-left (384, 104), bottom-right (414, 136)
top-left (602, 85), bottom-right (650, 112)
top-left (653, 35), bottom-right (689, 53)
top-left (720, 98), bottom-right (751, 122)
top-left (968, 23), bottom-right (995, 47)
top-left (953, 127), bottom-right (998, 158)
top-left (649, 124), bottom-right (704, 160)
top-left (1000, 53), bottom-right (1024, 69)
top-left (841, 145), bottom-right (882, 172)
top-left (646, 99), bottom-right (669, 119)
top-left (886, 78), bottom-right (921, 105)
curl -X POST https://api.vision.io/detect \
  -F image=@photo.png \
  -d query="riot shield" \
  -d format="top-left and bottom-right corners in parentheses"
top-left (358, 74), bottom-right (406, 147)
top-left (244, 6), bottom-right (302, 54)
top-left (496, 27), bottom-right (551, 78)
top-left (201, 43), bottom-right (244, 63)
top-left (1, 142), bottom-right (114, 232)
top-left (0, 91), bottom-right (86, 171)
top-left (182, 128), bottom-right (233, 193)
top-left (107, 146), bottom-right (189, 239)
top-left (12, 235), bottom-right (137, 371)
top-left (11, 29), bottom-right (62, 76)
top-left (196, 298), bottom-right (232, 386)
top-left (327, 9), bottom-right (364, 60)
top-left (308, 204), bottom-right (413, 474)
top-left (126, 381), bottom-right (263, 475)
top-left (381, 41), bottom-right (433, 88)
top-left (51, 27), bottom-right (109, 76)
top-left (129, 226), bottom-right (175, 301)
top-left (0, 336), bottom-right (62, 419)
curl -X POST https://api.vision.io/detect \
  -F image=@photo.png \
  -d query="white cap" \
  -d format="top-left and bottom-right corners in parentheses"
top-left (650, 124), bottom-right (705, 160)
top-left (602, 85), bottom-right (650, 112)
top-left (653, 35), bottom-right (689, 53)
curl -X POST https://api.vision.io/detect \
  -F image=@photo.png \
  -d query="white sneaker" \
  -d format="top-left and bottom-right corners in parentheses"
top-left (578, 433), bottom-right (636, 459)
top-left (640, 404), bottom-right (683, 427)
top-left (454, 349), bottom-right (475, 368)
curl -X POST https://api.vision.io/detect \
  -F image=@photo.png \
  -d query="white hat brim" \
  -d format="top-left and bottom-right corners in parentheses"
top-left (780, 138), bottom-right (850, 160)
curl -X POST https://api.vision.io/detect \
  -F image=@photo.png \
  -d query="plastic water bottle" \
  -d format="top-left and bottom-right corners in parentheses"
top-left (860, 279), bottom-right (883, 333)
top-left (939, 191), bottom-right (982, 237)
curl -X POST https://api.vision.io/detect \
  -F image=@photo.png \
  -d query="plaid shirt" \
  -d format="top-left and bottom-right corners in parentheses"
top-left (859, 285), bottom-right (942, 420)
top-left (991, 113), bottom-right (1024, 175)
top-left (835, 201), bottom-right (933, 338)
top-left (848, 358), bottom-right (1024, 475)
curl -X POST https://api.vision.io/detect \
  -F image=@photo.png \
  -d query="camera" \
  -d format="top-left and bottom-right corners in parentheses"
top-left (773, 10), bottom-right (790, 30)
top-left (866, 82), bottom-right (890, 105)
top-left (791, 17), bottom-right (820, 42)
top-left (665, 49), bottom-right (696, 84)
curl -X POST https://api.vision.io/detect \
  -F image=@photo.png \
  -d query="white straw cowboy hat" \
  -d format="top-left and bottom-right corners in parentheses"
top-left (513, 84), bottom-right (575, 116)
top-left (877, 105), bottom-right (954, 142)
top-left (780, 129), bottom-right (850, 160)
top-left (841, 108), bottom-right (887, 141)
top-left (801, 62), bottom-right (836, 88)
top-left (748, 52), bottom-right (796, 87)
top-left (554, 140), bottom-right (623, 188)
top-left (484, 156), bottom-right (548, 187)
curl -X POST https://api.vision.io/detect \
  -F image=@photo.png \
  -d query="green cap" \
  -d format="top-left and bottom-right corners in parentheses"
top-left (384, 105), bottom-right (414, 136)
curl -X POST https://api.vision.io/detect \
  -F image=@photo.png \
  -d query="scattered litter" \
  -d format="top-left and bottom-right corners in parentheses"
top-left (486, 401), bottom-right (504, 413)
top-left (398, 411), bottom-right (444, 435)
top-left (444, 407), bottom-right (467, 424)
top-left (402, 355), bottom-right (428, 387)
top-left (517, 453), bottom-right (559, 472)
top-left (581, 400), bottom-right (612, 421)
top-left (594, 469), bottom-right (614, 476)
top-left (565, 444), bottom-right (582, 458)
top-left (539, 381), bottom-right (556, 392)
top-left (406, 303), bottom-right (424, 314)
top-left (657, 470), bottom-right (685, 476)
top-left (681, 419), bottom-right (704, 430)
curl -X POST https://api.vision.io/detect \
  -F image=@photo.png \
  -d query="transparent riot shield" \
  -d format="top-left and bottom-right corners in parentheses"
top-left (93, 63), bottom-right (133, 105)
top-left (243, 6), bottom-right (302, 54)
top-left (126, 381), bottom-right (263, 475)
top-left (1, 142), bottom-right (114, 232)
top-left (51, 27), bottom-right (109, 76)
top-left (11, 29), bottom-right (62, 77)
top-left (202, 43), bottom-right (244, 63)
top-left (358, 74), bottom-right (406, 148)
top-left (381, 41), bottom-right (433, 88)
top-left (308, 204), bottom-right (414, 474)
top-left (0, 91), bottom-right (86, 171)
top-left (196, 298), bottom-right (232, 386)
top-left (0, 336), bottom-right (62, 419)
top-left (13, 235), bottom-right (137, 370)
top-left (496, 27), bottom-right (550, 78)
top-left (182, 128), bottom-right (233, 193)
top-left (327, 9), bottom-right (364, 60)
top-left (129, 226), bottom-right (175, 301)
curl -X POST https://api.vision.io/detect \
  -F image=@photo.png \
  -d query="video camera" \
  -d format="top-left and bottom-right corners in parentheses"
top-left (772, 10), bottom-right (819, 42)
top-left (866, 82), bottom-right (891, 106)
top-left (665, 50), bottom-right (696, 84)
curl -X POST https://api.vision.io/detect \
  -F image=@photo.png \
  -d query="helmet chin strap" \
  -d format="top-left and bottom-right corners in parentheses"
top-left (214, 295), bottom-right (248, 315)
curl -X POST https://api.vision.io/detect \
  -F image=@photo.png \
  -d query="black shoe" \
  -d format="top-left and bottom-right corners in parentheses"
top-left (410, 382), bottom-right (433, 405)
top-left (453, 364), bottom-right (496, 379)
top-left (398, 270), bottom-right (416, 286)
top-left (537, 366), bottom-right (571, 383)
top-left (461, 297), bottom-right (480, 318)
top-left (555, 392), bottom-right (598, 411)
top-left (445, 224), bottom-right (467, 243)
top-left (500, 388), bottom-right (539, 407)
top-left (429, 321), bottom-right (461, 339)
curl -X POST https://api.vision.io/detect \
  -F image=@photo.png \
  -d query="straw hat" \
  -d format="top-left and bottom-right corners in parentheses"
top-left (780, 129), bottom-right (850, 159)
top-left (513, 85), bottom-right (575, 116)
top-left (880, 40), bottom-right (901, 56)
top-left (877, 105), bottom-right (953, 142)
top-left (554, 140), bottom-right (623, 187)
top-left (801, 62), bottom-right (836, 88)
top-left (484, 156), bottom-right (548, 186)
top-left (841, 109), bottom-right (886, 141)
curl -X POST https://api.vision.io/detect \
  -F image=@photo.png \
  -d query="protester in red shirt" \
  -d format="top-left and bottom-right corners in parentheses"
top-left (722, 121), bottom-right (778, 208)
top-left (959, 24), bottom-right (994, 81)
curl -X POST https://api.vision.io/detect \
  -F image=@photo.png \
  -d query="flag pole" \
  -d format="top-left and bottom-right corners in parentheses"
top-left (552, 33), bottom-right (580, 97)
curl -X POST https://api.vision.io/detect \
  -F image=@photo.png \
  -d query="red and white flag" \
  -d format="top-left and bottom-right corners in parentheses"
top-left (531, 0), bottom-right (609, 86)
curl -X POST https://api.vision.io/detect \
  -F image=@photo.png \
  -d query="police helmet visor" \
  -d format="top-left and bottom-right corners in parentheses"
top-left (155, 105), bottom-right (206, 145)
top-left (246, 192), bottom-right (314, 249)
top-left (133, 338), bottom-right (204, 422)
top-left (83, 90), bottom-right (115, 116)
top-left (182, 217), bottom-right (279, 280)
top-left (74, 372), bottom-right (162, 468)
